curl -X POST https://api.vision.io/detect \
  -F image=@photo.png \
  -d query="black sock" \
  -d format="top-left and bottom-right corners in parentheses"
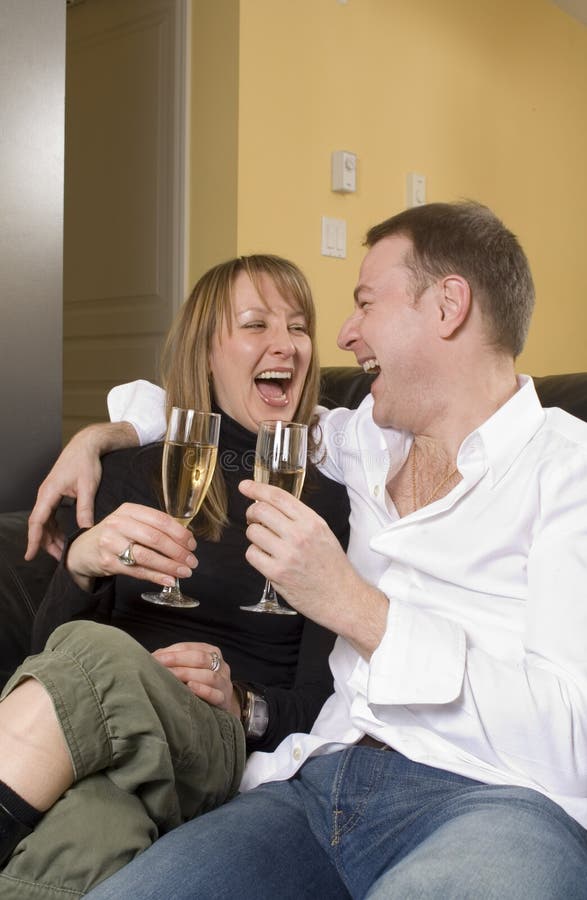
top-left (0, 780), bottom-right (42, 827)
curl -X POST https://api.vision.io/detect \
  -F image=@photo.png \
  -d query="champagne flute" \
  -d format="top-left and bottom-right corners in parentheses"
top-left (240, 420), bottom-right (307, 615)
top-left (142, 407), bottom-right (221, 608)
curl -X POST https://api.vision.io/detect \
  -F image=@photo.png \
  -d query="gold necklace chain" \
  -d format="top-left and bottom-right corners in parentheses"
top-left (411, 440), bottom-right (459, 512)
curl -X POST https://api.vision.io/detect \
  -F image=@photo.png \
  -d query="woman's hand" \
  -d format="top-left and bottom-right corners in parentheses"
top-left (153, 643), bottom-right (241, 718)
top-left (65, 502), bottom-right (197, 591)
top-left (26, 422), bottom-right (139, 561)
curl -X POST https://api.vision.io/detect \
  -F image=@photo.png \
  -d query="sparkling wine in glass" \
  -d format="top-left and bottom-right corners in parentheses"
top-left (142, 407), bottom-right (220, 608)
top-left (240, 420), bottom-right (307, 615)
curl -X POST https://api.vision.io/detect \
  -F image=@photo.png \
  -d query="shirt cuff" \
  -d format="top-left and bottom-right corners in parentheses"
top-left (107, 380), bottom-right (167, 445)
top-left (368, 599), bottom-right (466, 706)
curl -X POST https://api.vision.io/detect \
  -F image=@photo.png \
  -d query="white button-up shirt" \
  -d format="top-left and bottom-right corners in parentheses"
top-left (108, 376), bottom-right (587, 827)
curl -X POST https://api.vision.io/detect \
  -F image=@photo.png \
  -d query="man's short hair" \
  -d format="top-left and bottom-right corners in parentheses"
top-left (365, 201), bottom-right (535, 358)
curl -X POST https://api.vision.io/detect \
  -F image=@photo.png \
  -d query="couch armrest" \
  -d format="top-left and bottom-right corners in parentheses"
top-left (0, 511), bottom-right (58, 688)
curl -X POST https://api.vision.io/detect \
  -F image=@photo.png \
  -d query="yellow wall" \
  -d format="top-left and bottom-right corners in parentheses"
top-left (189, 0), bottom-right (239, 284)
top-left (192, 0), bottom-right (587, 373)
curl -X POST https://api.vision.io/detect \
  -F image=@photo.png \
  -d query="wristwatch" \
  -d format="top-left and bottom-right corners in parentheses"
top-left (236, 685), bottom-right (269, 739)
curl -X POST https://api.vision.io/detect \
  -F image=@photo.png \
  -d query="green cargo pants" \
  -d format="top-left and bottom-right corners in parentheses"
top-left (0, 620), bottom-right (246, 899)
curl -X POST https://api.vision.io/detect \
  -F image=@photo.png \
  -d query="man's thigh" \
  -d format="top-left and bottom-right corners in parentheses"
top-left (86, 779), bottom-right (350, 900)
top-left (365, 784), bottom-right (587, 900)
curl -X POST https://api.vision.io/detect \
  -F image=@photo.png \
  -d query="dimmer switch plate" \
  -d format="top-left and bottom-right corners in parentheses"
top-left (332, 151), bottom-right (357, 193)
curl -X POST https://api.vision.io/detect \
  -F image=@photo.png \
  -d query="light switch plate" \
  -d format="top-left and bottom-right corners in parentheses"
top-left (321, 216), bottom-right (346, 258)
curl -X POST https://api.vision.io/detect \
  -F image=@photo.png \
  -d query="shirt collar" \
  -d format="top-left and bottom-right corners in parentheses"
top-left (458, 375), bottom-right (545, 487)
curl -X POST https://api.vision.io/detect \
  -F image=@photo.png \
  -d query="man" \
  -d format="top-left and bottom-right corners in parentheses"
top-left (35, 203), bottom-right (587, 897)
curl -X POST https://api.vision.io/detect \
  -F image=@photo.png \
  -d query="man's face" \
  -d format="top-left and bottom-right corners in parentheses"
top-left (337, 234), bottom-right (439, 429)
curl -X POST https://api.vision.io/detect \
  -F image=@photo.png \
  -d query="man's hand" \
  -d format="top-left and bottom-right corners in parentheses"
top-left (239, 479), bottom-right (388, 659)
top-left (153, 643), bottom-right (240, 717)
top-left (26, 422), bottom-right (139, 562)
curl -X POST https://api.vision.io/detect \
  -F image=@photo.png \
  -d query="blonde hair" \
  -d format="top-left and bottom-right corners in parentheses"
top-left (160, 255), bottom-right (321, 540)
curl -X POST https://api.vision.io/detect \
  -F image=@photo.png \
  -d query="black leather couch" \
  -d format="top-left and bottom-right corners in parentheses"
top-left (2, 367), bottom-right (587, 690)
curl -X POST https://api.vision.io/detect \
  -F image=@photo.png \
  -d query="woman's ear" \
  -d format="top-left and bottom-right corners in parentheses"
top-left (437, 275), bottom-right (471, 338)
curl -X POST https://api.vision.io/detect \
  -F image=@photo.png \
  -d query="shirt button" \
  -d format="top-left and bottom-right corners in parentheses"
top-left (373, 484), bottom-right (380, 497)
top-left (293, 746), bottom-right (302, 761)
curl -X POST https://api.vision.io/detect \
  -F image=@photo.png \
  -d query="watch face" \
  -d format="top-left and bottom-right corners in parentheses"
top-left (246, 691), bottom-right (269, 738)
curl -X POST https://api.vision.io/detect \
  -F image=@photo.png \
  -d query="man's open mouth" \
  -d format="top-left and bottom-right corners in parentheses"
top-left (362, 358), bottom-right (381, 376)
top-left (255, 370), bottom-right (292, 405)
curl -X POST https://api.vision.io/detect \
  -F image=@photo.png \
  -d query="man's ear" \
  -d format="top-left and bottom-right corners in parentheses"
top-left (437, 275), bottom-right (471, 338)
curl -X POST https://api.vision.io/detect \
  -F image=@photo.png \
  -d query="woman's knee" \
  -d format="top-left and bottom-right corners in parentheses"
top-left (46, 621), bottom-right (150, 671)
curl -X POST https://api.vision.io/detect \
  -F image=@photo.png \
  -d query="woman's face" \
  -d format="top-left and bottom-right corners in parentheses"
top-left (208, 270), bottom-right (313, 433)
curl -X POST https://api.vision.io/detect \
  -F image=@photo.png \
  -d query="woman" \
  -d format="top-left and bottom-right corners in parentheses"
top-left (0, 255), bottom-right (350, 898)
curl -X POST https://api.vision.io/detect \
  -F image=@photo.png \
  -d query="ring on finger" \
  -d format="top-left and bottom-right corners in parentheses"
top-left (118, 541), bottom-right (137, 567)
top-left (209, 651), bottom-right (221, 673)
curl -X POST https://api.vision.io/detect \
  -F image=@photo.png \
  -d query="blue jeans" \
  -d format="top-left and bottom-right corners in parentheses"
top-left (86, 747), bottom-right (587, 899)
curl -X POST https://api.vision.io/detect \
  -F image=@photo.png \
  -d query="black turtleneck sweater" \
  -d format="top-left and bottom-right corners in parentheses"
top-left (32, 411), bottom-right (350, 752)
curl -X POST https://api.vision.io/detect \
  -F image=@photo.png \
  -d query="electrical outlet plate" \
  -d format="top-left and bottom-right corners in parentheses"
top-left (406, 172), bottom-right (426, 207)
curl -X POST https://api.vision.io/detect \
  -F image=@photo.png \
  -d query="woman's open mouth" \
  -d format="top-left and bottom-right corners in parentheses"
top-left (254, 369), bottom-right (293, 406)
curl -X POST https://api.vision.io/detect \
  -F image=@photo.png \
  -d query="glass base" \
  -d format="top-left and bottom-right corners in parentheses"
top-left (240, 579), bottom-right (296, 615)
top-left (240, 600), bottom-right (297, 615)
top-left (142, 590), bottom-right (200, 608)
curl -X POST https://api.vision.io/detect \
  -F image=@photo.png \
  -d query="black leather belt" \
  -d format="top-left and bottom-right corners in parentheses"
top-left (356, 734), bottom-right (390, 751)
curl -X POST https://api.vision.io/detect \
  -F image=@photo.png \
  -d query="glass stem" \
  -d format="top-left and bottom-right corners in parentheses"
top-left (259, 578), bottom-right (277, 607)
top-left (160, 578), bottom-right (182, 601)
